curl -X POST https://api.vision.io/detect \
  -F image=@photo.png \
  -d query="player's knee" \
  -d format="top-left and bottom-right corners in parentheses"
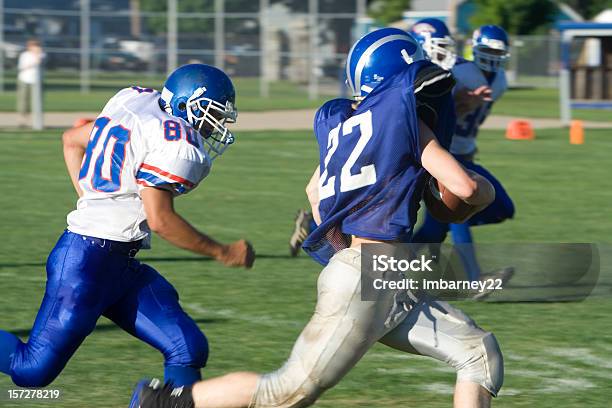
top-left (456, 331), bottom-right (504, 397)
top-left (188, 332), bottom-right (209, 368)
top-left (9, 342), bottom-right (67, 387)
top-left (165, 329), bottom-right (209, 368)
top-left (503, 198), bottom-right (515, 220)
top-left (12, 360), bottom-right (61, 388)
top-left (495, 190), bottom-right (514, 221)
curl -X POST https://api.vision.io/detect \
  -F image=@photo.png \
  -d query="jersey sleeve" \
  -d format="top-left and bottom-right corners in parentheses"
top-left (100, 87), bottom-right (134, 115)
top-left (413, 63), bottom-right (456, 137)
top-left (136, 120), bottom-right (210, 196)
top-left (451, 60), bottom-right (487, 91)
top-left (393, 61), bottom-right (441, 164)
top-left (494, 70), bottom-right (508, 100)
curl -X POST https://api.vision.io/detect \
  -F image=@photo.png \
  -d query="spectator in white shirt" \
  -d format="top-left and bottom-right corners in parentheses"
top-left (17, 39), bottom-right (44, 127)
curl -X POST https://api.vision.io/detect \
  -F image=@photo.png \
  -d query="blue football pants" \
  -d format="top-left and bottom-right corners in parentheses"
top-left (0, 230), bottom-right (207, 387)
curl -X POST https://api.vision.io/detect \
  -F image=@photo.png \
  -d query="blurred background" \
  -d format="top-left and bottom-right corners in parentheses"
top-left (0, 0), bottom-right (610, 116)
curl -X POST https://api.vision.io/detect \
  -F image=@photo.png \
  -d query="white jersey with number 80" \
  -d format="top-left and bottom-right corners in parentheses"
top-left (67, 86), bottom-right (211, 242)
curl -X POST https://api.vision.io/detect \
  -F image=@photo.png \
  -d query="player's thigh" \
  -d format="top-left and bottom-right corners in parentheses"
top-left (33, 231), bottom-right (123, 340)
top-left (254, 248), bottom-right (409, 407)
top-left (11, 231), bottom-right (119, 385)
top-left (302, 248), bottom-right (409, 378)
top-left (104, 263), bottom-right (207, 366)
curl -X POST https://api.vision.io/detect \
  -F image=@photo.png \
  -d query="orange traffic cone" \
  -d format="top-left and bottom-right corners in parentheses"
top-left (569, 120), bottom-right (584, 145)
top-left (505, 120), bottom-right (535, 140)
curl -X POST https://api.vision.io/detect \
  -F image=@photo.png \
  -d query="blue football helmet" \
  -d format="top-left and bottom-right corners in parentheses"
top-left (472, 25), bottom-right (510, 72)
top-left (346, 27), bottom-right (425, 99)
top-left (159, 63), bottom-right (237, 159)
top-left (410, 18), bottom-right (456, 70)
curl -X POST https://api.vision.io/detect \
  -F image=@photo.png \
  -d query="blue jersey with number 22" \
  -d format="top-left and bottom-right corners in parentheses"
top-left (302, 60), bottom-right (454, 265)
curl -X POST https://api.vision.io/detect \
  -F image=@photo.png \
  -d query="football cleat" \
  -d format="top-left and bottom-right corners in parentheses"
top-left (128, 378), bottom-right (160, 408)
top-left (472, 266), bottom-right (515, 301)
top-left (130, 378), bottom-right (194, 408)
top-left (289, 209), bottom-right (313, 257)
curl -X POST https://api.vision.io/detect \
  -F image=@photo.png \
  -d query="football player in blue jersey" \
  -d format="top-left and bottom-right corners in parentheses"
top-left (288, 18), bottom-right (457, 257)
top-left (411, 23), bottom-right (516, 297)
top-left (133, 28), bottom-right (503, 408)
top-left (0, 64), bottom-right (254, 402)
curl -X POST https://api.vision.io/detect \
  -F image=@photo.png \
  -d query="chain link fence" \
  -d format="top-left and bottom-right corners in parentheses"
top-left (0, 0), bottom-right (367, 104)
top-left (0, 1), bottom-right (563, 114)
top-left (506, 35), bottom-right (561, 88)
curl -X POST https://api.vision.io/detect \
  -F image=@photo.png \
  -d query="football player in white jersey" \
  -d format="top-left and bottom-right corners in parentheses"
top-left (412, 25), bottom-right (516, 297)
top-left (0, 64), bottom-right (254, 401)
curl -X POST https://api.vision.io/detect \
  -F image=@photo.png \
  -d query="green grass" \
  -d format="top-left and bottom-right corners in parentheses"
top-left (493, 87), bottom-right (612, 122)
top-left (0, 128), bottom-right (611, 407)
top-left (1, 71), bottom-right (611, 120)
top-left (0, 73), bottom-right (329, 113)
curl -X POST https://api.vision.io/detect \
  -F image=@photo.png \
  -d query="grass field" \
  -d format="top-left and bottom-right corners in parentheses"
top-left (0, 72), bottom-right (610, 121)
top-left (0, 74), bottom-right (329, 113)
top-left (0, 128), bottom-right (611, 407)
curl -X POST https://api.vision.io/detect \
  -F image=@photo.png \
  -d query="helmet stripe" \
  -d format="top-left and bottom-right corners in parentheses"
top-left (354, 34), bottom-right (416, 96)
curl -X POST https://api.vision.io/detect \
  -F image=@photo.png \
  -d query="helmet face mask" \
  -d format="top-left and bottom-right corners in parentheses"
top-left (473, 46), bottom-right (509, 72)
top-left (422, 35), bottom-right (456, 70)
top-left (410, 18), bottom-right (456, 71)
top-left (472, 25), bottom-right (510, 73)
top-left (185, 87), bottom-right (237, 160)
top-left (160, 63), bottom-right (237, 161)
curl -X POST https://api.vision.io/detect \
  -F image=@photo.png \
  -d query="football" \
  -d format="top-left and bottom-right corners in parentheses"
top-left (423, 174), bottom-right (474, 223)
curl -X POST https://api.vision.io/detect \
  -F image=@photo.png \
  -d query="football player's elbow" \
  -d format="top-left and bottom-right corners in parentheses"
top-left (62, 128), bottom-right (84, 151)
top-left (305, 186), bottom-right (318, 207)
top-left (147, 213), bottom-right (172, 236)
top-left (306, 187), bottom-right (318, 206)
top-left (61, 129), bottom-right (74, 148)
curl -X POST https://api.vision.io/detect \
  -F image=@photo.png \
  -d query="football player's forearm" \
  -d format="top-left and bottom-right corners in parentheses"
top-left (62, 123), bottom-right (94, 197)
top-left (152, 212), bottom-right (224, 259)
top-left (419, 120), bottom-right (477, 201)
top-left (62, 144), bottom-right (85, 196)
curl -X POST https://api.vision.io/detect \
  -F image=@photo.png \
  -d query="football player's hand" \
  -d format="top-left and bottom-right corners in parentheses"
top-left (470, 85), bottom-right (493, 102)
top-left (218, 239), bottom-right (255, 268)
top-left (455, 86), bottom-right (492, 117)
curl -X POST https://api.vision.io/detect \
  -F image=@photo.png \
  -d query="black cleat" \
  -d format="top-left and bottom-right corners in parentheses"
top-left (130, 378), bottom-right (194, 408)
top-left (289, 209), bottom-right (313, 257)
